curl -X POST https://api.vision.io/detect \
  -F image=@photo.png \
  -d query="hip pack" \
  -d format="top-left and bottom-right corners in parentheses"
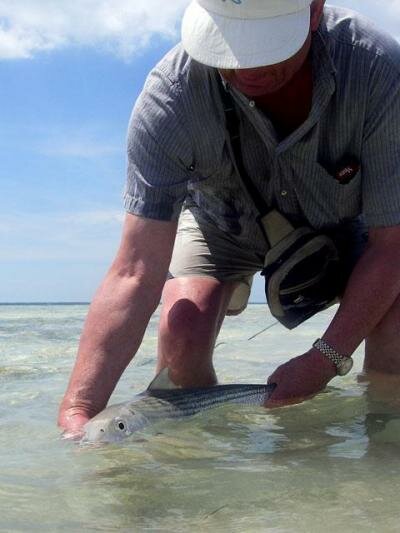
top-left (259, 210), bottom-right (342, 329)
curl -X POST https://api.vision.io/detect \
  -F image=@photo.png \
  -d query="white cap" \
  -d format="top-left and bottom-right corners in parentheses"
top-left (181, 0), bottom-right (312, 69)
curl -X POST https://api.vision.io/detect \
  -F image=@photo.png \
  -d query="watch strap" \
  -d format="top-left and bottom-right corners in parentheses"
top-left (313, 338), bottom-right (350, 369)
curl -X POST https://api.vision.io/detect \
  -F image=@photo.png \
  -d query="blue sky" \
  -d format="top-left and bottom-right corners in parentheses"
top-left (0, 0), bottom-right (399, 302)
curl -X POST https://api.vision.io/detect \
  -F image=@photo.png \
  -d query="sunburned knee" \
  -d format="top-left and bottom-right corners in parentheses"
top-left (165, 298), bottom-right (219, 338)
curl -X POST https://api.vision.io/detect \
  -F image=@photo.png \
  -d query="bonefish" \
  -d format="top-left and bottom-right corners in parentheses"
top-left (82, 369), bottom-right (276, 443)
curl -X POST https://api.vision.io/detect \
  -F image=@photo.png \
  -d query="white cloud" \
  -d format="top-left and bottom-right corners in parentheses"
top-left (1, 1), bottom-right (400, 61)
top-left (0, 0), bottom-right (188, 60)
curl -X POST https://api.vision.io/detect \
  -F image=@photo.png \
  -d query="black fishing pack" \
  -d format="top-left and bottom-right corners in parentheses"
top-left (258, 210), bottom-right (343, 329)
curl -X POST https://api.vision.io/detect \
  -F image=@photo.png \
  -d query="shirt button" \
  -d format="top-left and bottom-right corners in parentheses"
top-left (281, 190), bottom-right (288, 197)
top-left (249, 100), bottom-right (256, 108)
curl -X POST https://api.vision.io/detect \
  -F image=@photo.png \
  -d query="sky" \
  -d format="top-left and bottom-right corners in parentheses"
top-left (1, 1), bottom-right (400, 303)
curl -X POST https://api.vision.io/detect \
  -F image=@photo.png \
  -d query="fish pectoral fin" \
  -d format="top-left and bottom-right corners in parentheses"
top-left (147, 367), bottom-right (181, 391)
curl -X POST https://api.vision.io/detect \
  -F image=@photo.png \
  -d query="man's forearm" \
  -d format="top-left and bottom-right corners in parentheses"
top-left (322, 239), bottom-right (400, 356)
top-left (58, 214), bottom-right (177, 431)
top-left (59, 270), bottom-right (163, 419)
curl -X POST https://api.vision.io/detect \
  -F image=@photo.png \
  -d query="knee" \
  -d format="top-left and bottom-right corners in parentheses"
top-left (162, 298), bottom-right (219, 341)
top-left (157, 299), bottom-right (218, 386)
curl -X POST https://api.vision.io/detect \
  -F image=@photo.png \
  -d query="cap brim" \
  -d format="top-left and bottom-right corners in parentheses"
top-left (182, 1), bottom-right (310, 69)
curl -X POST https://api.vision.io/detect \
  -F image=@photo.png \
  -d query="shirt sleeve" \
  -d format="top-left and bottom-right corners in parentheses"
top-left (124, 67), bottom-right (194, 221)
top-left (361, 59), bottom-right (400, 228)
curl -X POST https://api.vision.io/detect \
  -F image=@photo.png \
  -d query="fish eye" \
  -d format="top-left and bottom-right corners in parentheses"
top-left (115, 418), bottom-right (128, 432)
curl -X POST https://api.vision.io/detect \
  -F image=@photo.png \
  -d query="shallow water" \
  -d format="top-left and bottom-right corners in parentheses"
top-left (1, 303), bottom-right (400, 532)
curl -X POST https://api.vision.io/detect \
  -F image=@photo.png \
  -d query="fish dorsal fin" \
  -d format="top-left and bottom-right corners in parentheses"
top-left (147, 368), bottom-right (181, 391)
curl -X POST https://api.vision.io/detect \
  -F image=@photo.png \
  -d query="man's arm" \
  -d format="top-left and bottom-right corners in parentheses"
top-left (267, 225), bottom-right (400, 403)
top-left (322, 225), bottom-right (400, 353)
top-left (58, 213), bottom-right (177, 435)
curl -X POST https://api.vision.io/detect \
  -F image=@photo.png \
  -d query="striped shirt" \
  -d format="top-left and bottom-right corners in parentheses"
top-left (125, 5), bottom-right (400, 255)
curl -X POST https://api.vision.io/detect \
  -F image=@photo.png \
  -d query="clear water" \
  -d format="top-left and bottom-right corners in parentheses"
top-left (1, 304), bottom-right (400, 532)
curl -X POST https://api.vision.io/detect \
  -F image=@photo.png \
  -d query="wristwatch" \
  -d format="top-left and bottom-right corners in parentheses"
top-left (313, 338), bottom-right (353, 376)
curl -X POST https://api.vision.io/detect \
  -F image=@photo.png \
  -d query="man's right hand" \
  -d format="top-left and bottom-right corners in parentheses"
top-left (58, 407), bottom-right (92, 440)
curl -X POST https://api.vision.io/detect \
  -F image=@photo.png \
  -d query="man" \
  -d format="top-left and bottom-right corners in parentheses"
top-left (59, 0), bottom-right (400, 436)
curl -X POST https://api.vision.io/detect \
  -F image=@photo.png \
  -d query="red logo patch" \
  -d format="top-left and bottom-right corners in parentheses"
top-left (335, 159), bottom-right (360, 185)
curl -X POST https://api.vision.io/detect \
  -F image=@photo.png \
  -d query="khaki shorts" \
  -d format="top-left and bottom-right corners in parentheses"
top-left (168, 209), bottom-right (265, 314)
top-left (169, 209), bottom-right (368, 316)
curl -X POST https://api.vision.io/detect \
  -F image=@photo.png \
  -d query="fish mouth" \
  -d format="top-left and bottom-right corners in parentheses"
top-left (79, 437), bottom-right (106, 448)
top-left (81, 420), bottom-right (110, 444)
top-left (80, 429), bottom-right (117, 446)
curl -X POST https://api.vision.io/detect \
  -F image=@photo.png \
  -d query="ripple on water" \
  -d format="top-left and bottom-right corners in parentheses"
top-left (0, 365), bottom-right (57, 380)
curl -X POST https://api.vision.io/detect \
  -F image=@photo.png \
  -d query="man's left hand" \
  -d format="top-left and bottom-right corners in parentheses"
top-left (265, 348), bottom-right (337, 407)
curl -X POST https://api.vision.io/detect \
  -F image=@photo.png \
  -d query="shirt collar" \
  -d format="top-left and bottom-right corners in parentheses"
top-left (214, 22), bottom-right (338, 153)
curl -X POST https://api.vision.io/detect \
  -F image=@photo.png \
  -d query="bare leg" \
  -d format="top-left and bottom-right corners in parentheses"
top-left (364, 294), bottom-right (400, 374)
top-left (360, 297), bottom-right (400, 438)
top-left (157, 277), bottom-right (237, 387)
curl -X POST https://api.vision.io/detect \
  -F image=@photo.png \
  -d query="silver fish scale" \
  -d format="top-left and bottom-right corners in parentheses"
top-left (130, 384), bottom-right (273, 420)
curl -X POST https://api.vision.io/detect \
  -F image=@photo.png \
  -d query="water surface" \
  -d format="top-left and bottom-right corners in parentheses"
top-left (1, 304), bottom-right (400, 532)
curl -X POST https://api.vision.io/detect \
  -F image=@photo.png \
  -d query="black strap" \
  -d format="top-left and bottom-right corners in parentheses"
top-left (217, 77), bottom-right (269, 217)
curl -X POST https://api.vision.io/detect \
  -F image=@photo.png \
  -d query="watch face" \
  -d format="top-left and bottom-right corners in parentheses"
top-left (337, 357), bottom-right (353, 376)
